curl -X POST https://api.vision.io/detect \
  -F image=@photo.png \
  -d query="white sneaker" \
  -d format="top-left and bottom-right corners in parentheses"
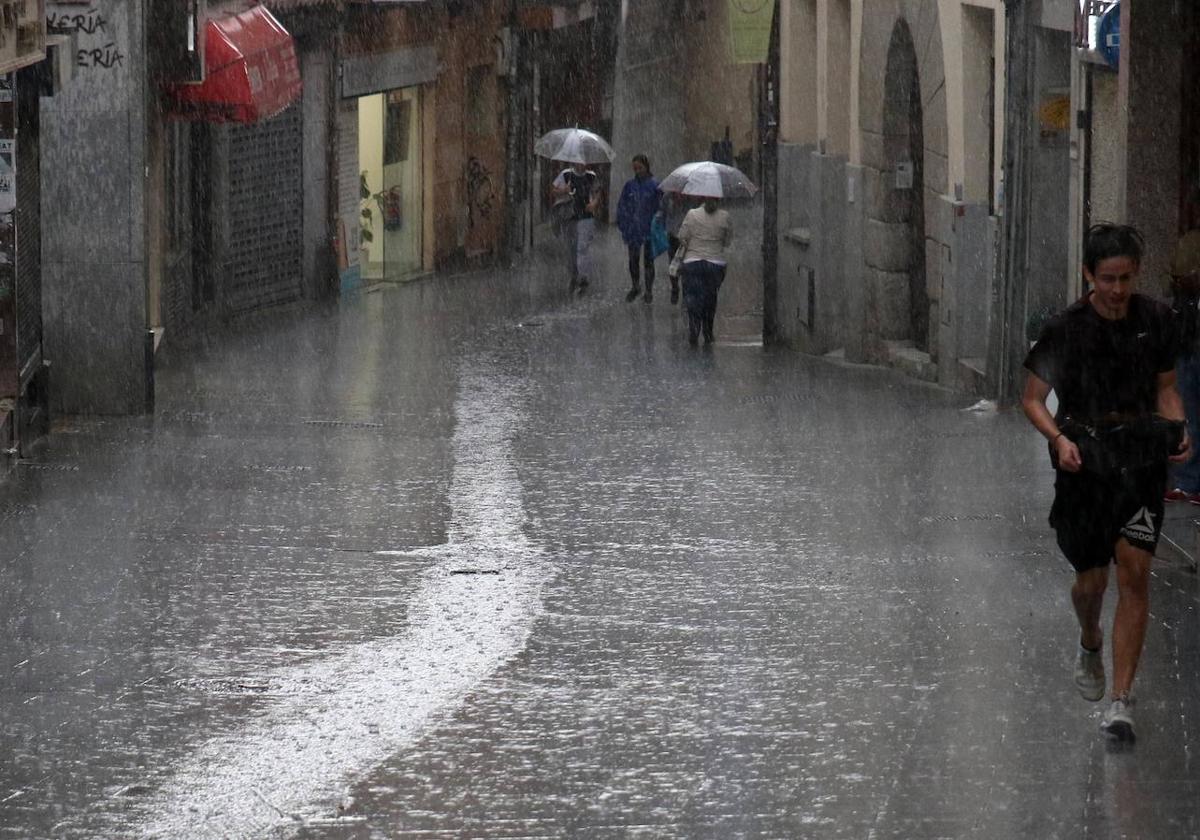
top-left (1074, 645), bottom-right (1105, 702)
top-left (1101, 696), bottom-right (1136, 742)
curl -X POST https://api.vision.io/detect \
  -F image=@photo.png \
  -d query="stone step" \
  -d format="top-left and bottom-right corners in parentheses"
top-left (883, 340), bottom-right (938, 382)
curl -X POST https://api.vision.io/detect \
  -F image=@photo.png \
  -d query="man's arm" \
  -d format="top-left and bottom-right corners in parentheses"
top-left (1021, 371), bottom-right (1082, 472)
top-left (1157, 369), bottom-right (1193, 462)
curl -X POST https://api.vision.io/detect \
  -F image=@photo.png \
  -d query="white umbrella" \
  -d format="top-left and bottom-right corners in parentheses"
top-left (660, 161), bottom-right (758, 199)
top-left (534, 127), bottom-right (616, 165)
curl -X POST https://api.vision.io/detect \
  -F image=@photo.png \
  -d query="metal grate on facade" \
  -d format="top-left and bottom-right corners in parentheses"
top-left (226, 102), bottom-right (304, 314)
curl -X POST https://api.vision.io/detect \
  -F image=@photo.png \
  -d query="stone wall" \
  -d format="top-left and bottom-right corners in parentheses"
top-left (42, 0), bottom-right (148, 413)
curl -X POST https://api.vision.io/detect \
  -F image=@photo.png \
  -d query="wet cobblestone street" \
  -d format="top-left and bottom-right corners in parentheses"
top-left (4, 227), bottom-right (1200, 839)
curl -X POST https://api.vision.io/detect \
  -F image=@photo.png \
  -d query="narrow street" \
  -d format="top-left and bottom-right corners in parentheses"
top-left (3, 226), bottom-right (1200, 839)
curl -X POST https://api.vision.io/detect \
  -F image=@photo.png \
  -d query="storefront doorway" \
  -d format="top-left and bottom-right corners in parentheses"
top-left (358, 86), bottom-right (423, 282)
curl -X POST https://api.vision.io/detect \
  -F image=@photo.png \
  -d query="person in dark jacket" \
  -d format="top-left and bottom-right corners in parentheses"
top-left (616, 154), bottom-right (661, 303)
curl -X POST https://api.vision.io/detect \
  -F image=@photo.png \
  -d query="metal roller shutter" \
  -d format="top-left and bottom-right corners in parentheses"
top-left (226, 102), bottom-right (304, 313)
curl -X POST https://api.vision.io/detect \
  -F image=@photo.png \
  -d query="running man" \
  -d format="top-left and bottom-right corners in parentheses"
top-left (1021, 223), bottom-right (1191, 742)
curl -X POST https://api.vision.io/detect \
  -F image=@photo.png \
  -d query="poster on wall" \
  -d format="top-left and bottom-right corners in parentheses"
top-left (0, 138), bottom-right (15, 216)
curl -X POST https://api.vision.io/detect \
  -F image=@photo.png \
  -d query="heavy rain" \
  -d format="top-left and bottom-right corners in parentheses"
top-left (3, 1), bottom-right (1200, 838)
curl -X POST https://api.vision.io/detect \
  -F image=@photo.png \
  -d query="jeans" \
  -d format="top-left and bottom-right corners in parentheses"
top-left (681, 260), bottom-right (726, 343)
top-left (566, 218), bottom-right (596, 284)
top-left (1174, 352), bottom-right (1200, 491)
top-left (627, 240), bottom-right (655, 290)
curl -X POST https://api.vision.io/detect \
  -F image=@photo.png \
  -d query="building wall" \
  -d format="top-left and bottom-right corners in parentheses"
top-left (42, 0), bottom-right (148, 413)
top-left (343, 2), bottom-right (510, 271)
top-left (611, 0), bottom-right (757, 212)
top-left (775, 0), bottom-right (1006, 391)
top-left (1026, 26), bottom-right (1072, 321)
top-left (1125, 1), bottom-right (1183, 287)
top-left (300, 45), bottom-right (334, 299)
top-left (1088, 69), bottom-right (1122, 228)
top-left (780, 0), bottom-right (817, 146)
top-left (609, 0), bottom-right (687, 206)
top-left (681, 0), bottom-right (758, 169)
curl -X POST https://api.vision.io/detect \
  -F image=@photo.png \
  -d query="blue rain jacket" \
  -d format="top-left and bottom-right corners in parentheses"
top-left (616, 174), bottom-right (662, 246)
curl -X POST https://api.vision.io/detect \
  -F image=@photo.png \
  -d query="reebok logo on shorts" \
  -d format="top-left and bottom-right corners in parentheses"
top-left (1121, 507), bottom-right (1157, 543)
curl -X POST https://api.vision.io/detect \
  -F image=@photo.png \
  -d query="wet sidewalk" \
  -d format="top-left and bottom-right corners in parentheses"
top-left (3, 223), bottom-right (1200, 839)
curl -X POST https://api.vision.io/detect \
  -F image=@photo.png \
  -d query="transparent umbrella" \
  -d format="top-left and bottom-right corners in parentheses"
top-left (659, 161), bottom-right (758, 198)
top-left (533, 127), bottom-right (616, 165)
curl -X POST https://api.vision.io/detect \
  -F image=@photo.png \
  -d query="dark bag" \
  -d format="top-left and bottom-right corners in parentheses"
top-left (1057, 415), bottom-right (1185, 476)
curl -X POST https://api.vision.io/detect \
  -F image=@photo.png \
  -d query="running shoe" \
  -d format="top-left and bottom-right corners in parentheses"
top-left (1074, 645), bottom-right (1105, 702)
top-left (1101, 696), bottom-right (1136, 741)
top-left (1165, 487), bottom-right (1188, 502)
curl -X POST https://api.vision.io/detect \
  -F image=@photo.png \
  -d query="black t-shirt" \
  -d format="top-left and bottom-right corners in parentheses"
top-left (559, 169), bottom-right (597, 220)
top-left (1024, 293), bottom-right (1177, 422)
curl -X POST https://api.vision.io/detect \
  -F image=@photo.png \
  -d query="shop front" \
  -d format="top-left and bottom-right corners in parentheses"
top-left (356, 85), bottom-right (424, 283)
top-left (337, 44), bottom-right (436, 292)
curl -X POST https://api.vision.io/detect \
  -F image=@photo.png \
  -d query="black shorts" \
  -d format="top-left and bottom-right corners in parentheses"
top-left (1049, 465), bottom-right (1167, 573)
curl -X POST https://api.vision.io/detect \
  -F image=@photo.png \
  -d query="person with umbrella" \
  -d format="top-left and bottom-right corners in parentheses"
top-left (537, 128), bottom-right (614, 295)
top-left (663, 162), bottom-right (756, 345)
top-left (616, 154), bottom-right (661, 303)
top-left (672, 197), bottom-right (733, 344)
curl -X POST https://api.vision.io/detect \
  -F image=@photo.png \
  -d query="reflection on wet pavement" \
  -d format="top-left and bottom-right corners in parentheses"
top-left (2, 226), bottom-right (1200, 839)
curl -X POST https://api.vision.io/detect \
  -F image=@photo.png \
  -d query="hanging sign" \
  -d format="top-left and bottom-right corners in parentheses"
top-left (729, 0), bottom-right (774, 64)
top-left (1097, 2), bottom-right (1120, 70)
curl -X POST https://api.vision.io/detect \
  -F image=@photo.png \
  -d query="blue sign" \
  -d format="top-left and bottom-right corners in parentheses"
top-left (1098, 3), bottom-right (1120, 70)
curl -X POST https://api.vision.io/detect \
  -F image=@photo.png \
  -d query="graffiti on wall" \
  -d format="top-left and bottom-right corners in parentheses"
top-left (465, 156), bottom-right (495, 230)
top-left (47, 5), bottom-right (125, 70)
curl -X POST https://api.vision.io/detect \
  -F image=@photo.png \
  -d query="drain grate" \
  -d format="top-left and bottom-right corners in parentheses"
top-left (240, 464), bottom-right (314, 473)
top-left (302, 419), bottom-right (385, 430)
top-left (174, 677), bottom-right (275, 695)
top-left (741, 392), bottom-right (808, 404)
top-left (15, 461), bottom-right (79, 472)
top-left (920, 513), bottom-right (1008, 523)
top-left (161, 410), bottom-right (220, 424)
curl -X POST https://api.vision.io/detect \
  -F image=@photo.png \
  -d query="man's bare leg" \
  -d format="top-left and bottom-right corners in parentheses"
top-left (1073, 565), bottom-right (1109, 651)
top-left (1111, 539), bottom-right (1153, 699)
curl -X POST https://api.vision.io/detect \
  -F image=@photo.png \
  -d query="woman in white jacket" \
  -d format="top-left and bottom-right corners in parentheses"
top-left (671, 198), bottom-right (733, 345)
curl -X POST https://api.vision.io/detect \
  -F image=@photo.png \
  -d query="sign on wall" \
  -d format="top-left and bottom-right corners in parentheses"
top-left (729, 0), bottom-right (774, 64)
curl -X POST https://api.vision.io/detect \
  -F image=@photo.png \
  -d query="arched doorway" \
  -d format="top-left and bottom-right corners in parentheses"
top-left (881, 19), bottom-right (928, 352)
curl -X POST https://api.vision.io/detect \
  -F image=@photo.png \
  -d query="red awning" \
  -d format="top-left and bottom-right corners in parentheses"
top-left (164, 6), bottom-right (302, 123)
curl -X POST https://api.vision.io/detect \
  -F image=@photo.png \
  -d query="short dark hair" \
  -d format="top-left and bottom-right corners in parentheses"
top-left (632, 154), bottom-right (650, 172)
top-left (1083, 223), bottom-right (1144, 273)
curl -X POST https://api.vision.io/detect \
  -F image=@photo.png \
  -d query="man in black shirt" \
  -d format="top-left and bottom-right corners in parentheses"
top-left (552, 163), bottom-right (601, 295)
top-left (1022, 224), bottom-right (1190, 742)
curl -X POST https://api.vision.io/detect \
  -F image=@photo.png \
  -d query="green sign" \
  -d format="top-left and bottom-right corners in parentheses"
top-left (729, 0), bottom-right (775, 64)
